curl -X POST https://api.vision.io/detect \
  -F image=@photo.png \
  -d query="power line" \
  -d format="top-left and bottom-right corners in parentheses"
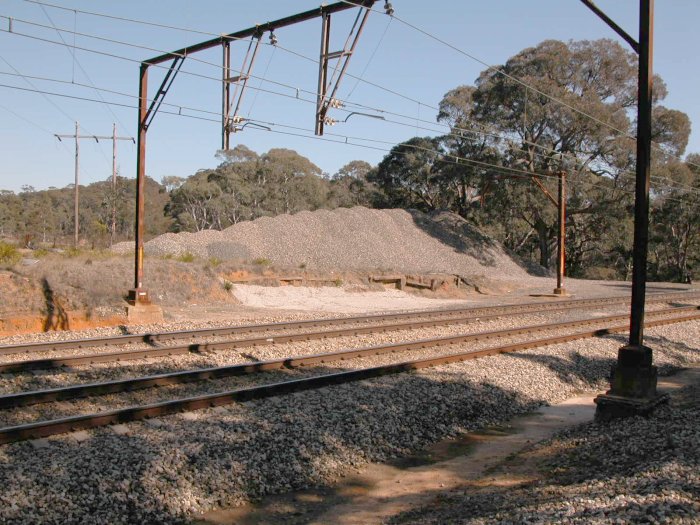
top-left (0, 53), bottom-right (75, 123)
top-left (346, 16), bottom-right (392, 99)
top-left (1, 9), bottom-right (696, 192)
top-left (0, 13), bottom-right (575, 159)
top-left (2, 79), bottom-right (697, 206)
top-left (2, 57), bottom-right (696, 199)
top-left (0, 20), bottom-right (632, 187)
top-left (3, 77), bottom-right (698, 201)
top-left (12, 3), bottom-right (700, 174)
top-left (24, 0), bottom-right (255, 42)
top-left (36, 4), bottom-right (131, 135)
top-left (338, 0), bottom-right (700, 172)
top-left (9, 6), bottom-right (430, 110)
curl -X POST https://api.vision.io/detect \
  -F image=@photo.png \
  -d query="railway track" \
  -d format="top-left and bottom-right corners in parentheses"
top-left (0, 303), bottom-right (698, 445)
top-left (1, 291), bottom-right (698, 373)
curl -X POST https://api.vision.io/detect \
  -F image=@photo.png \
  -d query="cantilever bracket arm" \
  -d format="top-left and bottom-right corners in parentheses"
top-left (144, 56), bottom-right (185, 131)
top-left (531, 176), bottom-right (558, 207)
top-left (316, 5), bottom-right (372, 135)
top-left (579, 0), bottom-right (639, 53)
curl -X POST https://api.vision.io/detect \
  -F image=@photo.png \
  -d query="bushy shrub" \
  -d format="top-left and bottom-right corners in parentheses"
top-left (0, 242), bottom-right (20, 266)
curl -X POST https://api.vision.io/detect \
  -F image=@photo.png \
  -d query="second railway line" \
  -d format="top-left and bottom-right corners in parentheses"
top-left (0, 293), bottom-right (697, 443)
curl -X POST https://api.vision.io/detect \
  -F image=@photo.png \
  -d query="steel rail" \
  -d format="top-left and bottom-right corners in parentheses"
top-left (1, 291), bottom-right (697, 357)
top-left (0, 310), bottom-right (697, 445)
top-left (2, 299), bottom-right (698, 373)
top-left (0, 305), bottom-right (697, 410)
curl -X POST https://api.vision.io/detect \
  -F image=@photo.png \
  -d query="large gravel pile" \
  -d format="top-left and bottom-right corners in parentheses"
top-left (389, 382), bottom-right (700, 525)
top-left (113, 207), bottom-right (532, 282)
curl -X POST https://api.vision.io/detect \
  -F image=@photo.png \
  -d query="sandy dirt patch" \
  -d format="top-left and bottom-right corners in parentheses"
top-left (230, 284), bottom-right (472, 314)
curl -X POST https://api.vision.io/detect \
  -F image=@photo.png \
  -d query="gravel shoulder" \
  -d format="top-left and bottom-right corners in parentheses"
top-left (0, 317), bottom-right (697, 524)
top-left (387, 370), bottom-right (700, 525)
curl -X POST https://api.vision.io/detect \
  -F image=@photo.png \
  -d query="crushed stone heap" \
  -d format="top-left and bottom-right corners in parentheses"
top-left (113, 207), bottom-right (532, 282)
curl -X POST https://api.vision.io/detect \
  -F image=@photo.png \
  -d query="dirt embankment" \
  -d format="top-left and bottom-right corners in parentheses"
top-left (1, 208), bottom-right (542, 334)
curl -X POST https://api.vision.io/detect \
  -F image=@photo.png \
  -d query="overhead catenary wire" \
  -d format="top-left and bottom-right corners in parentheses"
top-left (2, 80), bottom-right (697, 206)
top-left (6, 11), bottom-right (693, 193)
top-left (1, 66), bottom-right (697, 198)
top-left (3, 7), bottom-right (698, 196)
top-left (0, 17), bottom-right (670, 194)
top-left (12, 4), bottom-right (430, 108)
top-left (24, 0), bottom-right (255, 42)
top-left (13, 1), bottom-right (700, 173)
top-left (36, 4), bottom-right (131, 136)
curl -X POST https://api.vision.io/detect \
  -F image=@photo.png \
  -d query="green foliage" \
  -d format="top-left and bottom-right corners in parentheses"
top-left (166, 147), bottom-right (370, 233)
top-left (371, 38), bottom-right (696, 280)
top-left (0, 175), bottom-right (170, 249)
top-left (0, 241), bottom-right (20, 266)
top-left (176, 252), bottom-right (196, 263)
top-left (253, 257), bottom-right (271, 266)
top-left (222, 279), bottom-right (234, 291)
top-left (208, 257), bottom-right (222, 268)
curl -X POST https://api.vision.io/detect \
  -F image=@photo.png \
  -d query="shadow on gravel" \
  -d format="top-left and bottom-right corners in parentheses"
top-left (408, 210), bottom-right (500, 267)
top-left (2, 334), bottom-right (696, 524)
top-left (408, 210), bottom-right (549, 277)
top-left (0, 368), bottom-right (549, 524)
top-left (504, 349), bottom-right (617, 386)
top-left (385, 385), bottom-right (700, 525)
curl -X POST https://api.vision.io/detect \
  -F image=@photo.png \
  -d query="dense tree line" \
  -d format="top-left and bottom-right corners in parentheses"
top-left (0, 147), bottom-right (379, 246)
top-left (0, 38), bottom-right (697, 282)
top-left (368, 39), bottom-right (698, 283)
top-left (0, 177), bottom-right (170, 248)
top-left (164, 146), bottom-right (378, 232)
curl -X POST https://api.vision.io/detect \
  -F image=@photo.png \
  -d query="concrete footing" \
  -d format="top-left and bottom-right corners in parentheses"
top-left (594, 392), bottom-right (669, 421)
top-left (125, 303), bottom-right (163, 324)
top-left (594, 344), bottom-right (669, 421)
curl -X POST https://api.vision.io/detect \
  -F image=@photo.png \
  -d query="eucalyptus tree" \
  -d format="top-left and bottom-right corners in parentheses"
top-left (436, 38), bottom-right (691, 272)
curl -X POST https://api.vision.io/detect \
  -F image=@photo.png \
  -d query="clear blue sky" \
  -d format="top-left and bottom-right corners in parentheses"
top-left (0, 1), bottom-right (698, 193)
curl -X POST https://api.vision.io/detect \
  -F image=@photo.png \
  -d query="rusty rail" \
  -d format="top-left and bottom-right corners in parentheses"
top-left (0, 306), bottom-right (700, 422)
top-left (2, 293), bottom-right (698, 373)
top-left (1, 310), bottom-right (697, 445)
top-left (1, 291), bottom-right (697, 358)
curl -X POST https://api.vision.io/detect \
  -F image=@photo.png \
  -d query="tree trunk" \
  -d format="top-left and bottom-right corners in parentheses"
top-left (535, 218), bottom-right (550, 268)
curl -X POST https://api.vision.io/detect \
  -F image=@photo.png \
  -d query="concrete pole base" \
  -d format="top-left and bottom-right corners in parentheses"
top-left (553, 287), bottom-right (568, 296)
top-left (594, 344), bottom-right (668, 421)
top-left (594, 392), bottom-right (669, 422)
top-left (125, 303), bottom-right (163, 324)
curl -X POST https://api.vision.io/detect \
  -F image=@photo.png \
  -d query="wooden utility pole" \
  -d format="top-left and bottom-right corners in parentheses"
top-left (55, 123), bottom-right (135, 248)
top-left (73, 121), bottom-right (79, 248)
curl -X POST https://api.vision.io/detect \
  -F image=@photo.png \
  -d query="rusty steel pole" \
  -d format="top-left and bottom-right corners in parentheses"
top-left (316, 11), bottom-right (331, 136)
top-left (222, 41), bottom-right (231, 150)
top-left (594, 0), bottom-right (666, 420)
top-left (129, 1), bottom-right (378, 304)
top-left (554, 171), bottom-right (566, 295)
top-left (129, 63), bottom-right (149, 305)
top-left (628, 0), bottom-right (653, 348)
